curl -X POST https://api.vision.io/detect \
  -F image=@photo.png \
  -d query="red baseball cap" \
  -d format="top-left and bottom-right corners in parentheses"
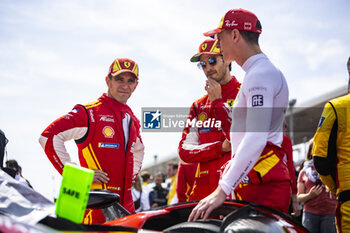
top-left (190, 39), bottom-right (221, 62)
top-left (107, 58), bottom-right (139, 79)
top-left (204, 8), bottom-right (262, 37)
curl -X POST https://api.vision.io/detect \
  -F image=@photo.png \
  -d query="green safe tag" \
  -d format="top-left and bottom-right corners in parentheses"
top-left (55, 163), bottom-right (94, 223)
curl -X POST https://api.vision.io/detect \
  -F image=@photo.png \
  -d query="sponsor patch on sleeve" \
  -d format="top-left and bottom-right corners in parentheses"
top-left (66, 109), bottom-right (79, 118)
top-left (252, 95), bottom-right (264, 107)
top-left (318, 116), bottom-right (325, 127)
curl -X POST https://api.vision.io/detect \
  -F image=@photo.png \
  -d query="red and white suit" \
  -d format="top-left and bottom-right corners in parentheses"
top-left (282, 135), bottom-right (297, 196)
top-left (178, 77), bottom-right (240, 201)
top-left (176, 162), bottom-right (197, 203)
top-left (39, 93), bottom-right (144, 223)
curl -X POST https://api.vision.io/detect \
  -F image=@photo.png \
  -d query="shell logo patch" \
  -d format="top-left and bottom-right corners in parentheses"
top-left (102, 126), bottom-right (115, 138)
top-left (124, 61), bottom-right (131, 68)
top-left (198, 112), bottom-right (207, 122)
top-left (226, 99), bottom-right (234, 107)
top-left (201, 43), bottom-right (207, 51)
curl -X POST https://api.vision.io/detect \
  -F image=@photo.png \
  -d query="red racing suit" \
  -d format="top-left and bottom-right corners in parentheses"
top-left (178, 77), bottom-right (240, 201)
top-left (39, 93), bottom-right (144, 223)
top-left (176, 162), bottom-right (197, 202)
top-left (233, 142), bottom-right (291, 213)
top-left (220, 142), bottom-right (291, 213)
top-left (282, 135), bottom-right (297, 195)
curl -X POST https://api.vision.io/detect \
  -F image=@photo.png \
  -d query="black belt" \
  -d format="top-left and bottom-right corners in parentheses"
top-left (339, 190), bottom-right (350, 203)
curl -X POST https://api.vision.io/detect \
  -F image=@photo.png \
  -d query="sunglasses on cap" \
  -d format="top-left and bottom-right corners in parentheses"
top-left (197, 57), bottom-right (219, 69)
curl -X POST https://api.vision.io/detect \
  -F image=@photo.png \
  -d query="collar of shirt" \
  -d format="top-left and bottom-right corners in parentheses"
top-left (241, 53), bottom-right (267, 72)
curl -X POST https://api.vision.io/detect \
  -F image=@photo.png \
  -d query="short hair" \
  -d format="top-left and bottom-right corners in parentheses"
top-left (155, 172), bottom-right (165, 182)
top-left (6, 159), bottom-right (19, 171)
top-left (168, 163), bottom-right (178, 170)
top-left (140, 171), bottom-right (151, 182)
top-left (218, 55), bottom-right (232, 71)
top-left (239, 20), bottom-right (262, 45)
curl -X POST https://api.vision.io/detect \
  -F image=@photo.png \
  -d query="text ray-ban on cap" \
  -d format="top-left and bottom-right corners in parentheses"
top-left (108, 58), bottom-right (139, 79)
top-left (204, 8), bottom-right (262, 37)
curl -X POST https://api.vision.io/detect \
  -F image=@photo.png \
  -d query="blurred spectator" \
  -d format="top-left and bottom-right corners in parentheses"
top-left (140, 170), bottom-right (153, 195)
top-left (0, 129), bottom-right (16, 178)
top-left (0, 129), bottom-right (7, 168)
top-left (5, 160), bottom-right (33, 188)
top-left (297, 138), bottom-right (337, 233)
top-left (295, 160), bottom-right (305, 179)
top-left (18, 165), bottom-right (33, 189)
top-left (131, 175), bottom-right (150, 212)
top-left (149, 172), bottom-right (168, 209)
top-left (166, 163), bottom-right (178, 205)
top-left (176, 162), bottom-right (197, 203)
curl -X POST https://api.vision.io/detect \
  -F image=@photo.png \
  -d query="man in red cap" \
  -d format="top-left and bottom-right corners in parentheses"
top-left (189, 9), bottom-right (290, 221)
top-left (178, 38), bottom-right (240, 201)
top-left (39, 58), bottom-right (144, 223)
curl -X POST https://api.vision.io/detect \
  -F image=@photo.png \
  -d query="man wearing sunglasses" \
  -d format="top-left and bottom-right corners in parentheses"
top-left (189, 9), bottom-right (290, 221)
top-left (178, 39), bottom-right (241, 202)
top-left (39, 58), bottom-right (144, 223)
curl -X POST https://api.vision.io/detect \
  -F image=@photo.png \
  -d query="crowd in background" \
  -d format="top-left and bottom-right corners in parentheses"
top-left (132, 163), bottom-right (178, 212)
top-left (1, 129), bottom-right (33, 189)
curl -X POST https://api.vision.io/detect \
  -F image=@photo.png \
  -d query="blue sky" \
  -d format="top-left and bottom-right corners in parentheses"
top-left (0, 0), bottom-right (349, 199)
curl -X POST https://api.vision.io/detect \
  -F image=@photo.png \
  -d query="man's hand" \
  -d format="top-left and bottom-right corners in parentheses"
top-left (205, 78), bottom-right (222, 103)
top-left (93, 170), bottom-right (109, 184)
top-left (222, 139), bottom-right (231, 152)
top-left (188, 186), bottom-right (227, 222)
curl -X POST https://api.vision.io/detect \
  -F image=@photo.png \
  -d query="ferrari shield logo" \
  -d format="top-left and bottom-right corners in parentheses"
top-left (124, 61), bottom-right (131, 68)
top-left (201, 43), bottom-right (207, 51)
top-left (226, 99), bottom-right (234, 107)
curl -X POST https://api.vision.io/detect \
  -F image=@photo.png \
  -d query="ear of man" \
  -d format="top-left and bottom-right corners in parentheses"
top-left (232, 29), bottom-right (240, 41)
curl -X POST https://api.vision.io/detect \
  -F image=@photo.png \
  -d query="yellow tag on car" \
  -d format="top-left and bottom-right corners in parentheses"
top-left (55, 163), bottom-right (94, 223)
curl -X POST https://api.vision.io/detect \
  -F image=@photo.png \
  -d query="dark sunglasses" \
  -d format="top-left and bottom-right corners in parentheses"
top-left (197, 57), bottom-right (218, 69)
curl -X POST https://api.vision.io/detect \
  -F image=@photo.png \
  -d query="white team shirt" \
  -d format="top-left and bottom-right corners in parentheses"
top-left (219, 53), bottom-right (289, 195)
top-left (131, 187), bottom-right (150, 212)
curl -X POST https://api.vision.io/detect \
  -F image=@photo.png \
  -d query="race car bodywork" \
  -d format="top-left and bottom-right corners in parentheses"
top-left (0, 172), bottom-right (309, 233)
top-left (103, 198), bottom-right (308, 233)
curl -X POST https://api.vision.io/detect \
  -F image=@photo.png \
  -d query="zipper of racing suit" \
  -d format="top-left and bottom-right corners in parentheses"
top-left (120, 112), bottom-right (133, 156)
top-left (121, 112), bottom-right (133, 207)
